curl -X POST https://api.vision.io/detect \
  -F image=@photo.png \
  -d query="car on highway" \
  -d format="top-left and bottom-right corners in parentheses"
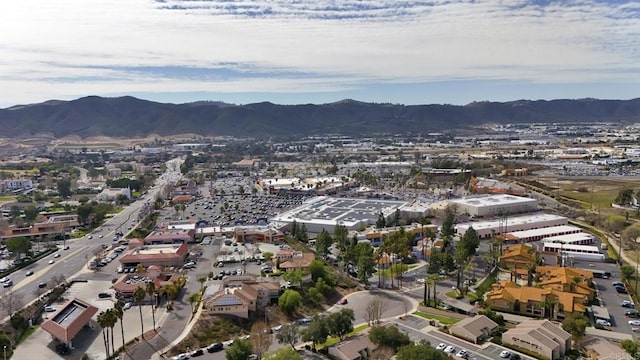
top-left (444, 345), bottom-right (455, 353)
top-left (436, 343), bottom-right (447, 351)
top-left (500, 351), bottom-right (511, 358)
top-left (2, 279), bottom-right (12, 288)
top-left (25, 271), bottom-right (34, 276)
top-left (38, 282), bottom-right (47, 288)
top-left (629, 320), bottom-right (640, 326)
top-left (98, 234), bottom-right (103, 238)
top-left (48, 259), bottom-right (55, 264)
top-left (339, 298), bottom-right (348, 305)
top-left (54, 253), bottom-right (61, 258)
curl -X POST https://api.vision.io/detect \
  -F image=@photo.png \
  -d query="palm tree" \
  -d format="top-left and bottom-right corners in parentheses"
top-left (97, 311), bottom-right (110, 359)
top-left (133, 286), bottom-right (147, 339)
top-left (188, 292), bottom-right (201, 314)
top-left (197, 276), bottom-right (207, 291)
top-left (113, 301), bottom-right (125, 352)
top-left (105, 309), bottom-right (117, 358)
top-left (426, 273), bottom-right (440, 307)
top-left (146, 281), bottom-right (157, 330)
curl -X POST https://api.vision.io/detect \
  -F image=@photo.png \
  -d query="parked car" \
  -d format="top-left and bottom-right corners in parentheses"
top-left (629, 320), bottom-right (640, 326)
top-left (613, 281), bottom-right (624, 287)
top-left (456, 350), bottom-right (469, 358)
top-left (622, 300), bottom-right (634, 308)
top-left (44, 306), bottom-right (56, 312)
top-left (124, 302), bottom-right (132, 310)
top-left (616, 287), bottom-right (629, 294)
top-left (509, 354), bottom-right (522, 360)
top-left (206, 343), bottom-right (223, 353)
top-left (190, 349), bottom-right (204, 357)
top-left (338, 298), bottom-right (348, 305)
top-left (171, 354), bottom-right (189, 360)
top-left (596, 319), bottom-right (612, 326)
top-left (626, 310), bottom-right (638, 317)
top-left (444, 346), bottom-right (455, 353)
top-left (500, 351), bottom-right (511, 358)
top-left (436, 343), bottom-right (447, 351)
top-left (98, 292), bottom-right (112, 299)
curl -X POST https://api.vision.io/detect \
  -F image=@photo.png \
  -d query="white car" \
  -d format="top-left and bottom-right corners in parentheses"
top-left (436, 343), bottom-right (447, 350)
top-left (272, 325), bottom-right (283, 332)
top-left (500, 350), bottom-right (511, 358)
top-left (456, 350), bottom-right (468, 358)
top-left (444, 345), bottom-right (455, 353)
top-left (629, 320), bottom-right (640, 326)
top-left (48, 259), bottom-right (55, 264)
top-left (53, 253), bottom-right (61, 258)
top-left (123, 302), bottom-right (132, 310)
top-left (171, 354), bottom-right (189, 360)
top-left (44, 306), bottom-right (56, 313)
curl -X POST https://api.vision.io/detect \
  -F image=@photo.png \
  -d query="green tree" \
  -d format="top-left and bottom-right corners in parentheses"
top-left (368, 325), bottom-right (411, 351)
top-left (278, 289), bottom-right (302, 315)
top-left (133, 286), bottom-right (147, 338)
top-left (376, 212), bottom-right (386, 228)
top-left (9, 206), bottom-right (21, 223)
top-left (146, 281), bottom-right (157, 329)
top-left (282, 269), bottom-right (303, 287)
top-left (23, 206), bottom-right (39, 224)
top-left (113, 301), bottom-right (126, 351)
top-left (308, 259), bottom-right (327, 281)
top-left (561, 312), bottom-right (588, 344)
top-left (275, 323), bottom-right (300, 349)
top-left (225, 338), bottom-right (253, 360)
top-left (327, 308), bottom-right (355, 340)
top-left (621, 265), bottom-right (635, 282)
top-left (621, 339), bottom-right (639, 357)
top-left (354, 242), bottom-right (375, 284)
top-left (307, 287), bottom-right (323, 304)
top-left (605, 214), bottom-right (629, 233)
top-left (615, 188), bottom-right (634, 205)
top-left (315, 229), bottom-right (332, 257)
top-left (334, 224), bottom-right (349, 252)
top-left (315, 277), bottom-right (332, 296)
top-left (397, 341), bottom-right (449, 360)
top-left (96, 311), bottom-right (111, 359)
top-left (301, 316), bottom-right (329, 351)
top-left (264, 347), bottom-right (303, 360)
top-left (440, 210), bottom-right (455, 239)
top-left (57, 179), bottom-right (72, 198)
top-left (6, 237), bottom-right (31, 260)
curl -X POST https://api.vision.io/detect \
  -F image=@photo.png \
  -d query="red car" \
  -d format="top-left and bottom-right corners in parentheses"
top-left (339, 298), bottom-right (348, 305)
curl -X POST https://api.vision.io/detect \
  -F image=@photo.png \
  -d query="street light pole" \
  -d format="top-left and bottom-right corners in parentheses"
top-left (4, 345), bottom-right (7, 360)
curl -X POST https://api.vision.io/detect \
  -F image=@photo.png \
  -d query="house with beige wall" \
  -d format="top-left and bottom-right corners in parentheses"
top-left (502, 319), bottom-right (571, 360)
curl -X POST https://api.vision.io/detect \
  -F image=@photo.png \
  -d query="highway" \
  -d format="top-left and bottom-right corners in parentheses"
top-left (1, 157), bottom-right (183, 313)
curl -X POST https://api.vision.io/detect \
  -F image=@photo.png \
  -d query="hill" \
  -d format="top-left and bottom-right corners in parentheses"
top-left (1, 96), bottom-right (639, 138)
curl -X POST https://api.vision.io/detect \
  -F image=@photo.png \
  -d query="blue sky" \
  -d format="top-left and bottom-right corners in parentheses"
top-left (0, 0), bottom-right (638, 107)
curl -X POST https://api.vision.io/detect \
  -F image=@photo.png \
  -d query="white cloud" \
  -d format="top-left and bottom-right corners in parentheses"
top-left (0, 0), bottom-right (638, 105)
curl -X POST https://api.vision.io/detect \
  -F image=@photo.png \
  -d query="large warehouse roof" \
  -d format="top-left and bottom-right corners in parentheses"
top-left (457, 213), bottom-right (567, 231)
top-left (450, 194), bottom-right (536, 207)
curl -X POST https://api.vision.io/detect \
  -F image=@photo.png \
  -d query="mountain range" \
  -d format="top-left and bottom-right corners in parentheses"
top-left (1, 96), bottom-right (639, 139)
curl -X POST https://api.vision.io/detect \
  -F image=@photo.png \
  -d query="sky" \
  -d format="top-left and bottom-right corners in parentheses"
top-left (0, 0), bottom-right (639, 108)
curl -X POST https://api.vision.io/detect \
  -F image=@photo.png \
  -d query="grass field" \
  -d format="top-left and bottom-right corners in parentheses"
top-left (0, 196), bottom-right (16, 202)
top-left (321, 323), bottom-right (369, 348)
top-left (560, 189), bottom-right (618, 210)
top-left (412, 311), bottom-right (459, 325)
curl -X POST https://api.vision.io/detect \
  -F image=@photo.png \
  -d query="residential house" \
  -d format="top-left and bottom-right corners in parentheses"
top-left (499, 244), bottom-right (537, 271)
top-left (536, 266), bottom-right (594, 301)
top-left (279, 252), bottom-right (315, 272)
top-left (502, 319), bottom-right (571, 360)
top-left (449, 315), bottom-right (499, 344)
top-left (485, 280), bottom-right (588, 320)
top-left (206, 278), bottom-right (281, 318)
top-left (328, 333), bottom-right (378, 360)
